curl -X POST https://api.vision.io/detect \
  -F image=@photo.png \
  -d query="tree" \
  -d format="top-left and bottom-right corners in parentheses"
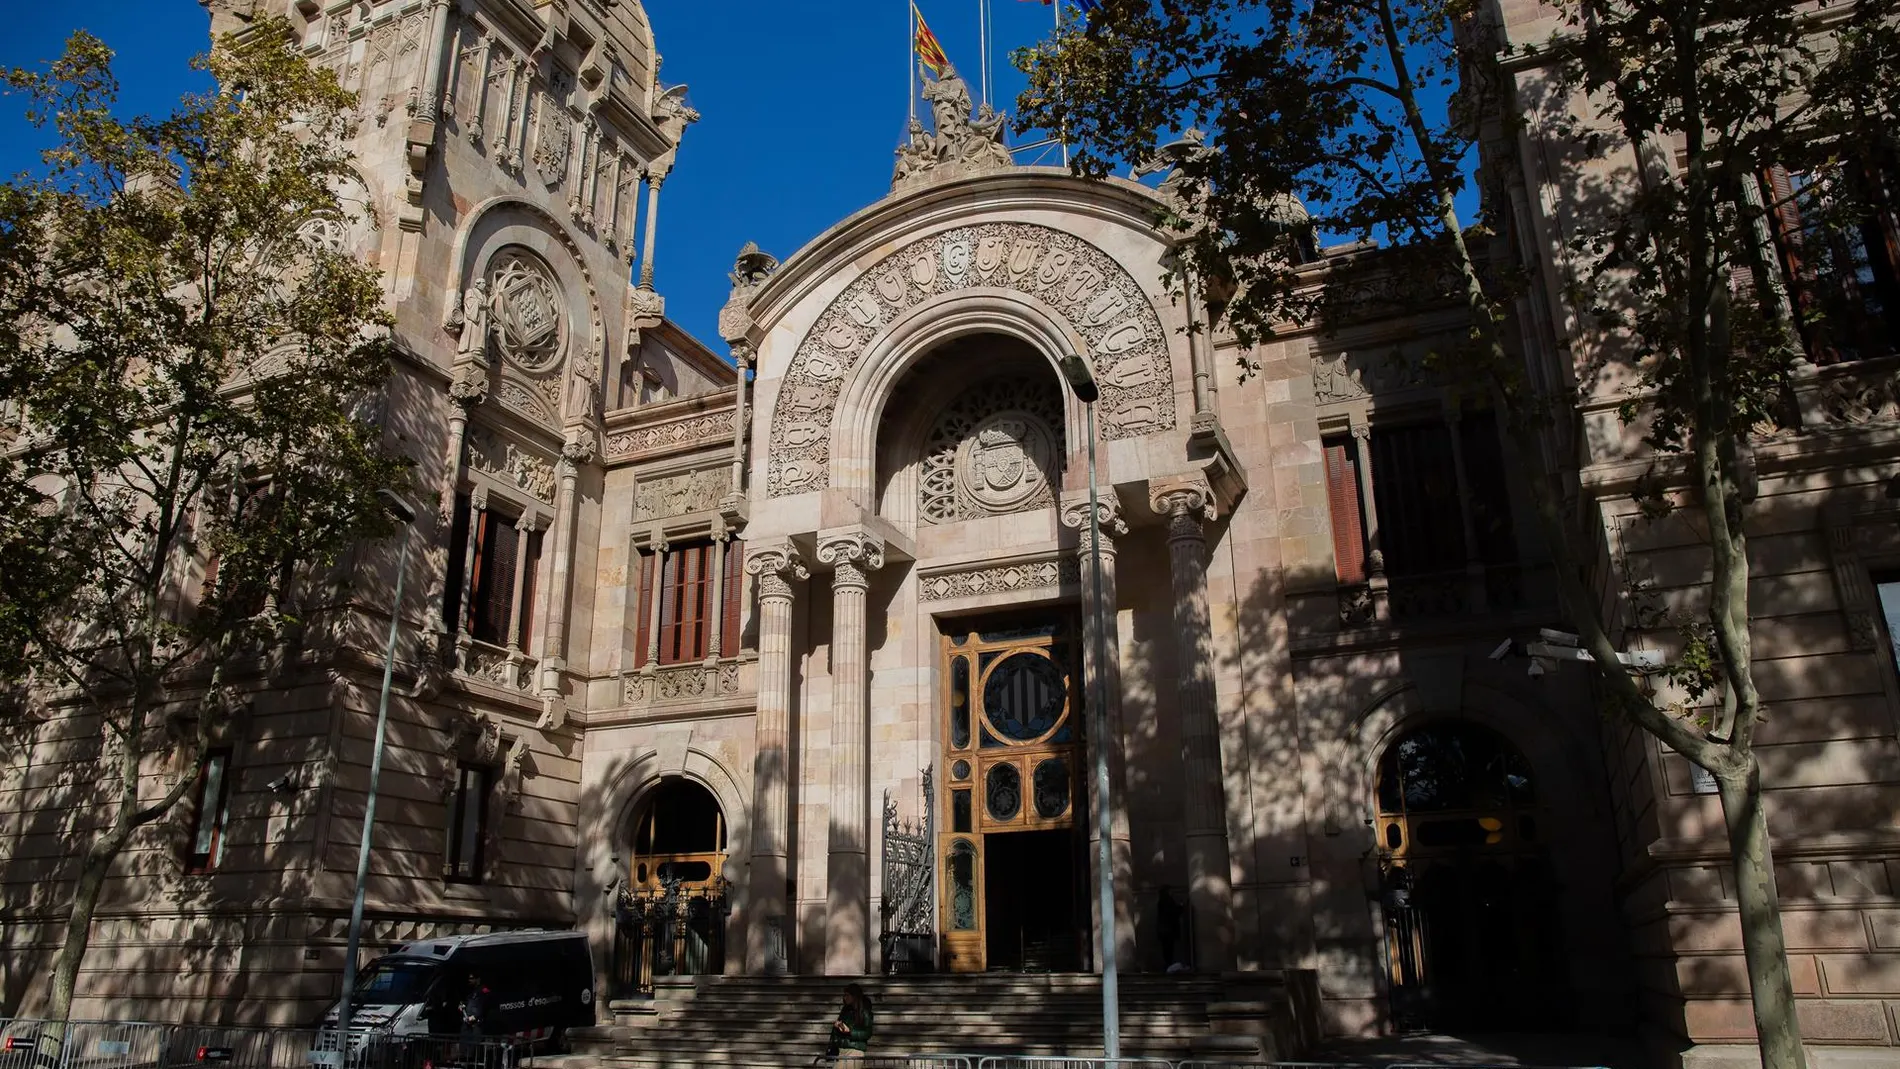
top-left (0, 21), bottom-right (408, 1022)
top-left (1017, 0), bottom-right (1899, 1066)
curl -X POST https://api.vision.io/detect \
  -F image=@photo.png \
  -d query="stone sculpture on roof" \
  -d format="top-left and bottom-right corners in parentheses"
top-left (891, 68), bottom-right (1015, 191)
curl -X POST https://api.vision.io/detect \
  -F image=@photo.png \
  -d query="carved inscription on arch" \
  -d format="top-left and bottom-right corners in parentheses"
top-left (767, 223), bottom-right (1176, 497)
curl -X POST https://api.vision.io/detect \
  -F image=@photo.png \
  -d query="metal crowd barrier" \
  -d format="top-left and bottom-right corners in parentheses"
top-left (0, 1022), bottom-right (529, 1069)
top-left (975, 1059), bottom-right (1177, 1069)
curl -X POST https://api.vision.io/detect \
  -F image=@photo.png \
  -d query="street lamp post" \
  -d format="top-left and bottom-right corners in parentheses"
top-left (336, 490), bottom-right (419, 1041)
top-left (1059, 353), bottom-right (1119, 1060)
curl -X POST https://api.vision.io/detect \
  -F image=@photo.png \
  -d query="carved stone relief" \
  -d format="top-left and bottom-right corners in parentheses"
top-left (534, 93), bottom-right (573, 187)
top-left (487, 249), bottom-right (566, 372)
top-left (918, 558), bottom-right (1080, 602)
top-left (920, 376), bottom-right (1064, 524)
top-left (768, 222), bottom-right (1175, 497)
top-left (466, 426), bottom-right (557, 502)
top-left (1312, 347), bottom-right (1439, 404)
top-left (635, 468), bottom-right (729, 520)
top-left (604, 411), bottom-right (736, 460)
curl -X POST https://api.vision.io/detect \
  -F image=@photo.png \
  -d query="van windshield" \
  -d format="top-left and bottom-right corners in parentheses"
top-left (352, 959), bottom-right (439, 1006)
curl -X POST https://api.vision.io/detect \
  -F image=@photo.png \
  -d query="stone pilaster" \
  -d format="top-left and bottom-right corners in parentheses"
top-left (1150, 482), bottom-right (1237, 971)
top-left (1061, 493), bottom-right (1137, 972)
top-left (745, 540), bottom-right (807, 975)
top-left (533, 435), bottom-right (592, 728)
top-left (816, 528), bottom-right (884, 976)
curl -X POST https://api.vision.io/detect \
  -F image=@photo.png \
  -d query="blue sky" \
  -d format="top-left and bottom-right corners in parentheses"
top-left (0, 0), bottom-right (1068, 350)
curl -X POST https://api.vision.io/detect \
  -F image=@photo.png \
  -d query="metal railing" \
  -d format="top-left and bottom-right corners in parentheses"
top-left (0, 1022), bottom-right (527, 1069)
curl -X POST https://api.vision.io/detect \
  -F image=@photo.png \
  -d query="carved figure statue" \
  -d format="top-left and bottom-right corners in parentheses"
top-left (1131, 128), bottom-right (1216, 215)
top-left (567, 358), bottom-right (601, 424)
top-left (455, 279), bottom-right (491, 358)
top-left (894, 70), bottom-right (1015, 189)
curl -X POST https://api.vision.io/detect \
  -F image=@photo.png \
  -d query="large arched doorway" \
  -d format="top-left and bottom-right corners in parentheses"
top-left (1375, 719), bottom-right (1568, 1030)
top-left (611, 778), bottom-right (730, 996)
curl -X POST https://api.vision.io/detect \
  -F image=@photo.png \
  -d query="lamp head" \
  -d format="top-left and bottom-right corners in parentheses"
top-left (377, 489), bottom-right (418, 525)
top-left (1057, 354), bottom-right (1099, 404)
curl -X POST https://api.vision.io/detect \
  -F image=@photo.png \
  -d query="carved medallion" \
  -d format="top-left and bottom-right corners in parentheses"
top-left (487, 250), bottom-right (565, 373)
top-left (769, 223), bottom-right (1174, 497)
top-left (920, 377), bottom-right (1063, 524)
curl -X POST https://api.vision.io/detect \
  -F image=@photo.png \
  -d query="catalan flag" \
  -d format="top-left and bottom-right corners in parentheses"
top-left (912, 2), bottom-right (953, 78)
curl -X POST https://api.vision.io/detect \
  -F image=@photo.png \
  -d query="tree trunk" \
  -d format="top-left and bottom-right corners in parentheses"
top-left (45, 822), bottom-right (133, 1023)
top-left (1716, 756), bottom-right (1807, 1069)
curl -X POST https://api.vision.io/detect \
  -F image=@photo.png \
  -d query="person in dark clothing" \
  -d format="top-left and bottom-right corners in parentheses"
top-left (827, 983), bottom-right (874, 1062)
top-left (460, 972), bottom-right (490, 1036)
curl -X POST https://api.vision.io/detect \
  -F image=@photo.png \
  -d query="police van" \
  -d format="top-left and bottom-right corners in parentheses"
top-left (316, 930), bottom-right (596, 1048)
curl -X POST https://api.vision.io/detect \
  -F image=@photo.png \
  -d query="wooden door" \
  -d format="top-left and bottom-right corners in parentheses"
top-left (937, 620), bottom-right (1081, 972)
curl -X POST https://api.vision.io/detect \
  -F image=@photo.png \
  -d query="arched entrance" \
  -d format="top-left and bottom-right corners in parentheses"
top-left (938, 616), bottom-right (1085, 973)
top-left (611, 778), bottom-right (731, 996)
top-left (1375, 720), bottom-right (1567, 1030)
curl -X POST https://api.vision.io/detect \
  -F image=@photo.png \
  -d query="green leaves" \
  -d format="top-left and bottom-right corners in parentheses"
top-left (0, 19), bottom-right (408, 701)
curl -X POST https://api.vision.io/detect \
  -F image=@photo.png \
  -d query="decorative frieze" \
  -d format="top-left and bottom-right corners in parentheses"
top-left (604, 410), bottom-right (737, 461)
top-left (620, 661), bottom-right (745, 705)
top-left (917, 558), bottom-right (1080, 602)
top-left (635, 468), bottom-right (730, 520)
top-left (768, 222), bottom-right (1176, 497)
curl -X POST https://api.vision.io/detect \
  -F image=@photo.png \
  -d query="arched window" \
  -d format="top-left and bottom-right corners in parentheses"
top-left (1375, 720), bottom-right (1537, 856)
top-left (630, 779), bottom-right (726, 890)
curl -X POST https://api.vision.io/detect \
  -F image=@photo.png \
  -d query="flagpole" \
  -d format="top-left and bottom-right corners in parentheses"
top-left (1056, 0), bottom-right (1070, 166)
top-left (908, 0), bottom-right (917, 123)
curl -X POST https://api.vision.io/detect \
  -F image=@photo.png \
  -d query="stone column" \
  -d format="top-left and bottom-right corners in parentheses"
top-left (431, 384), bottom-right (484, 639)
top-left (454, 485), bottom-right (488, 666)
top-left (637, 168), bottom-right (666, 290)
top-left (704, 520), bottom-right (730, 666)
top-left (816, 528), bottom-right (884, 976)
top-left (643, 524), bottom-right (668, 673)
top-left (535, 437), bottom-right (592, 712)
top-left (1150, 484), bottom-right (1236, 971)
top-left (1061, 495), bottom-right (1137, 972)
top-left (745, 541), bottom-right (807, 975)
top-left (1350, 422), bottom-right (1390, 621)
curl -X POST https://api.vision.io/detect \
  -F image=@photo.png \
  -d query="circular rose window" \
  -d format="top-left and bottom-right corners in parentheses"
top-left (486, 249), bottom-right (565, 373)
top-left (982, 652), bottom-right (1067, 743)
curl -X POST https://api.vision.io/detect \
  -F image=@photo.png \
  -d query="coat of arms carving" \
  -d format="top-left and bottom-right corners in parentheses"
top-left (486, 250), bottom-right (564, 372)
top-left (534, 95), bottom-right (573, 187)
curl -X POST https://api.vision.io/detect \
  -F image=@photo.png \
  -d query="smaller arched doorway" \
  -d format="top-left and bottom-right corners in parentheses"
top-left (1375, 720), bottom-right (1567, 1030)
top-left (611, 778), bottom-right (731, 996)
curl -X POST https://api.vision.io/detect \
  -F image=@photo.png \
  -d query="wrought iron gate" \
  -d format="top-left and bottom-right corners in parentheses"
top-left (880, 766), bottom-right (936, 973)
top-left (611, 871), bottom-right (731, 997)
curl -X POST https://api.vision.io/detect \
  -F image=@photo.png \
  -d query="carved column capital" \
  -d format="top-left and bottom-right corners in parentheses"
top-left (1061, 494), bottom-right (1129, 555)
top-left (746, 542), bottom-right (809, 602)
top-left (1349, 422), bottom-right (1372, 441)
top-left (1150, 483), bottom-right (1216, 542)
top-left (450, 365), bottom-right (490, 409)
top-left (817, 530), bottom-right (885, 591)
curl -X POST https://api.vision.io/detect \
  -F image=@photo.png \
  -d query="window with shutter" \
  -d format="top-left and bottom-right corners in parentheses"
top-left (1765, 155), bottom-right (1900, 363)
top-left (185, 749), bottom-right (234, 873)
top-left (1322, 438), bottom-right (1368, 584)
top-left (443, 493), bottom-right (471, 631)
top-left (471, 515), bottom-right (519, 646)
top-left (1371, 424), bottom-right (1466, 577)
top-left (518, 530), bottom-right (543, 650)
top-left (444, 763), bottom-right (491, 883)
top-left (721, 538), bottom-right (745, 657)
top-left (1459, 412), bottom-right (1517, 566)
top-left (634, 550), bottom-right (656, 668)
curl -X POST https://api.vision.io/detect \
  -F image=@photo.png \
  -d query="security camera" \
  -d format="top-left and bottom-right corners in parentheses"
top-left (1488, 638), bottom-right (1513, 662)
top-left (267, 771), bottom-right (299, 796)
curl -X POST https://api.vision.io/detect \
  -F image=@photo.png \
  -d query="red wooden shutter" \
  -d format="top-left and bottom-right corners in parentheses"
top-left (720, 539), bottom-right (744, 658)
top-left (518, 530), bottom-right (543, 650)
top-left (478, 520), bottom-right (519, 645)
top-left (634, 550), bottom-right (655, 668)
top-left (1323, 439), bottom-right (1367, 584)
top-left (658, 548), bottom-right (681, 663)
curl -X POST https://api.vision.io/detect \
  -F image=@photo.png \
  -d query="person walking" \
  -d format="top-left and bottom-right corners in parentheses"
top-left (827, 983), bottom-right (874, 1063)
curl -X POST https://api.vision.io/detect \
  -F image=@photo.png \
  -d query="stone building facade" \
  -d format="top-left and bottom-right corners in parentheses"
top-left (1, 0), bottom-right (1897, 1066)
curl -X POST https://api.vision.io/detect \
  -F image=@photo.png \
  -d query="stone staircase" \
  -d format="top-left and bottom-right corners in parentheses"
top-left (553, 973), bottom-right (1316, 1069)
